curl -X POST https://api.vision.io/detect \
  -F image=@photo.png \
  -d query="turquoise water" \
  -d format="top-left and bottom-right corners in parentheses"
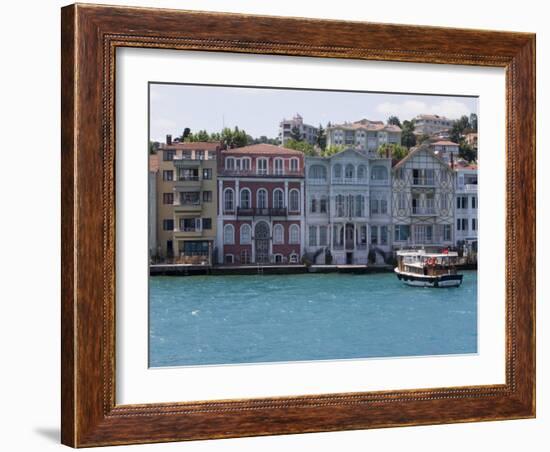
top-left (149, 271), bottom-right (477, 367)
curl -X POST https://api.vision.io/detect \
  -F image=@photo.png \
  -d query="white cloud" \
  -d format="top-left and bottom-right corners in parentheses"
top-left (375, 98), bottom-right (473, 120)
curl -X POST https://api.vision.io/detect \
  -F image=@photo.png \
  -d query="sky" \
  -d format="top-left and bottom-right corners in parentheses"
top-left (149, 83), bottom-right (478, 142)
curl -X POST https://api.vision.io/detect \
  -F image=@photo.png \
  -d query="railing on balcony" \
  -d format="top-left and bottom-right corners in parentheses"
top-left (177, 176), bottom-right (200, 181)
top-left (459, 183), bottom-right (478, 192)
top-left (236, 207), bottom-right (288, 217)
top-left (331, 177), bottom-right (369, 185)
top-left (222, 170), bottom-right (303, 177)
top-left (308, 178), bottom-right (328, 185)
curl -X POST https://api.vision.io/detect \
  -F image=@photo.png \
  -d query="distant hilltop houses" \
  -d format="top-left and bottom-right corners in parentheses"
top-left (149, 113), bottom-right (478, 267)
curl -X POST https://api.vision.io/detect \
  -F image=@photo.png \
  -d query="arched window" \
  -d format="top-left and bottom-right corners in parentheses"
top-left (357, 164), bottom-right (367, 180)
top-left (273, 224), bottom-right (284, 244)
top-left (289, 189), bottom-right (300, 212)
top-left (308, 165), bottom-right (327, 181)
top-left (274, 158), bottom-right (284, 175)
top-left (345, 164), bottom-right (355, 180)
top-left (240, 188), bottom-right (251, 209)
top-left (290, 158), bottom-right (299, 172)
top-left (289, 225), bottom-right (300, 244)
top-left (223, 188), bottom-right (234, 212)
top-left (223, 224), bottom-right (235, 244)
top-left (242, 157), bottom-right (251, 171)
top-left (333, 164), bottom-right (342, 179)
top-left (273, 189), bottom-right (284, 209)
top-left (371, 165), bottom-right (389, 181)
top-left (257, 188), bottom-right (268, 209)
top-left (240, 224), bottom-right (251, 244)
top-left (257, 158), bottom-right (268, 175)
top-left (225, 157), bottom-right (235, 170)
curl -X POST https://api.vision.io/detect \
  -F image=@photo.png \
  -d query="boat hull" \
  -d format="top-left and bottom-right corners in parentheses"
top-left (395, 269), bottom-right (463, 288)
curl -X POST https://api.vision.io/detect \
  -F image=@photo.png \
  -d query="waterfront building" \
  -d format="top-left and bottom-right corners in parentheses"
top-left (465, 132), bottom-right (478, 149)
top-left (304, 148), bottom-right (393, 265)
top-left (391, 145), bottom-right (455, 249)
top-left (430, 140), bottom-right (459, 163)
top-left (148, 154), bottom-right (159, 260)
top-left (155, 137), bottom-right (220, 263)
top-left (326, 119), bottom-right (401, 154)
top-left (454, 160), bottom-right (478, 247)
top-left (278, 114), bottom-right (318, 146)
top-left (413, 114), bottom-right (454, 135)
top-left (217, 144), bottom-right (305, 264)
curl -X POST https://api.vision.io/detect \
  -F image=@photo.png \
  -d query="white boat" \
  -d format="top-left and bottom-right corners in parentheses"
top-left (394, 249), bottom-right (463, 288)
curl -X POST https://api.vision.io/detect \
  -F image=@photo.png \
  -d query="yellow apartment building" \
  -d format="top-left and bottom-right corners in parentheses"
top-left (154, 138), bottom-right (219, 264)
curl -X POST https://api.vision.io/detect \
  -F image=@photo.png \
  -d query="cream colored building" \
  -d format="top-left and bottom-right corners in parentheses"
top-left (154, 138), bottom-right (219, 264)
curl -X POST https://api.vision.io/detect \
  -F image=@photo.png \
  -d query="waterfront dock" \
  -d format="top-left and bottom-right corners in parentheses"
top-left (149, 263), bottom-right (396, 276)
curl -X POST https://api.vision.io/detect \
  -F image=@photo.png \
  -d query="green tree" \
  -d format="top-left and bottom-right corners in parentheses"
top-left (459, 142), bottom-right (477, 162)
top-left (148, 141), bottom-right (160, 155)
top-left (221, 126), bottom-right (249, 148)
top-left (283, 139), bottom-right (316, 156)
top-left (401, 119), bottom-right (417, 148)
top-left (378, 143), bottom-right (408, 161)
top-left (289, 125), bottom-right (303, 141)
top-left (321, 145), bottom-right (345, 157)
top-left (177, 127), bottom-right (191, 142)
top-left (416, 133), bottom-right (431, 145)
top-left (387, 115), bottom-right (401, 127)
top-left (316, 124), bottom-right (327, 150)
top-left (192, 130), bottom-right (210, 142)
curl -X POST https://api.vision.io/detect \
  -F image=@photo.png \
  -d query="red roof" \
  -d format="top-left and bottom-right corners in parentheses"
top-left (432, 140), bottom-right (459, 146)
top-left (223, 144), bottom-right (304, 156)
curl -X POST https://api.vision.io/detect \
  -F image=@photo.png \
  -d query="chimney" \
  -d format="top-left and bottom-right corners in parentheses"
top-left (166, 134), bottom-right (172, 146)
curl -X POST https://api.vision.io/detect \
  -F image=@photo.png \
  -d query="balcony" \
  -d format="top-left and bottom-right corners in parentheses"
top-left (173, 228), bottom-right (205, 238)
top-left (222, 169), bottom-right (303, 178)
top-left (459, 184), bottom-right (478, 192)
top-left (174, 176), bottom-right (201, 188)
top-left (412, 206), bottom-right (437, 216)
top-left (235, 207), bottom-right (288, 217)
top-left (331, 177), bottom-right (369, 185)
top-left (308, 178), bottom-right (328, 185)
top-left (173, 201), bottom-right (202, 212)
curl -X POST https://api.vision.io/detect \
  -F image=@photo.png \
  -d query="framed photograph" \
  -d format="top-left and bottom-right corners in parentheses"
top-left (61, 3), bottom-right (535, 447)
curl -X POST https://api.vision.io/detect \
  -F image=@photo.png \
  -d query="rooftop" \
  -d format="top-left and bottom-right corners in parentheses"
top-left (328, 118), bottom-right (401, 132)
top-left (432, 140), bottom-right (459, 146)
top-left (223, 143), bottom-right (304, 156)
top-left (414, 114), bottom-right (452, 121)
top-left (164, 141), bottom-right (220, 151)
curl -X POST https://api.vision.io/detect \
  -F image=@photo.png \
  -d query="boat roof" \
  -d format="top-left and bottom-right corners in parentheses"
top-left (397, 250), bottom-right (459, 258)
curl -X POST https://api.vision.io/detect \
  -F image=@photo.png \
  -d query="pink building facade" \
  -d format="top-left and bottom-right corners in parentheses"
top-left (216, 144), bottom-right (305, 265)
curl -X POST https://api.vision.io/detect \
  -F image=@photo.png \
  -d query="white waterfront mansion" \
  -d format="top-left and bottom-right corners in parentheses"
top-left (326, 119), bottom-right (402, 153)
top-left (391, 145), bottom-right (455, 249)
top-left (454, 161), bottom-right (478, 246)
top-left (304, 149), bottom-right (392, 265)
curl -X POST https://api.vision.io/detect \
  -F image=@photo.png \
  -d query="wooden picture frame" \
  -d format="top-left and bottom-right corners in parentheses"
top-left (61, 3), bottom-right (535, 447)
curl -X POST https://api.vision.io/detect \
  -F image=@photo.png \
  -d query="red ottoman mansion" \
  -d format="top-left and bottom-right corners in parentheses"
top-left (216, 144), bottom-right (305, 265)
